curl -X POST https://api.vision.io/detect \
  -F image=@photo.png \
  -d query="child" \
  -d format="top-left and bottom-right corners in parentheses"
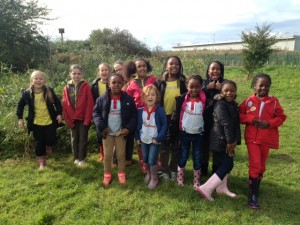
top-left (239, 73), bottom-right (286, 209)
top-left (157, 56), bottom-right (187, 180)
top-left (17, 70), bottom-right (62, 169)
top-left (126, 58), bottom-right (157, 173)
top-left (62, 64), bottom-right (94, 166)
top-left (202, 60), bottom-right (226, 176)
top-left (170, 75), bottom-right (206, 189)
top-left (93, 73), bottom-right (137, 186)
top-left (198, 80), bottom-right (241, 201)
top-left (135, 84), bottom-right (167, 189)
top-left (91, 63), bottom-right (110, 162)
top-left (113, 61), bottom-right (123, 75)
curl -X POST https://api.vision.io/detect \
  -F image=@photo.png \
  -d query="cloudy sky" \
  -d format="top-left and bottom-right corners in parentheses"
top-left (39, 0), bottom-right (300, 50)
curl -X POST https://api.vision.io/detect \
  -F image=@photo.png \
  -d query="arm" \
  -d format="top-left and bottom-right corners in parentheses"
top-left (154, 107), bottom-right (168, 143)
top-left (268, 100), bottom-right (287, 128)
top-left (239, 99), bottom-right (257, 125)
top-left (83, 85), bottom-right (95, 126)
top-left (16, 90), bottom-right (28, 128)
top-left (51, 88), bottom-right (63, 124)
top-left (62, 87), bottom-right (75, 128)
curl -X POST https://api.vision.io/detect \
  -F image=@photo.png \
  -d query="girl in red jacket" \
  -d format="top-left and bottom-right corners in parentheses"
top-left (62, 64), bottom-right (94, 167)
top-left (240, 73), bottom-right (286, 209)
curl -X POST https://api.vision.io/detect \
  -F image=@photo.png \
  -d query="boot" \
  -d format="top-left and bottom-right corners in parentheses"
top-left (137, 147), bottom-right (146, 174)
top-left (197, 173), bottom-right (222, 201)
top-left (257, 173), bottom-right (263, 196)
top-left (248, 177), bottom-right (259, 209)
top-left (98, 145), bottom-right (104, 162)
top-left (177, 166), bottom-right (185, 186)
top-left (193, 169), bottom-right (201, 190)
top-left (216, 174), bottom-right (237, 198)
top-left (46, 145), bottom-right (52, 155)
top-left (148, 165), bottom-right (158, 189)
top-left (144, 164), bottom-right (151, 184)
top-left (38, 156), bottom-right (46, 170)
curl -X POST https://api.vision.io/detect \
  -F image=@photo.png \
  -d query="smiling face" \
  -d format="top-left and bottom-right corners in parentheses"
top-left (145, 89), bottom-right (157, 108)
top-left (221, 83), bottom-right (236, 102)
top-left (109, 75), bottom-right (124, 95)
top-left (135, 60), bottom-right (148, 79)
top-left (70, 68), bottom-right (83, 85)
top-left (208, 62), bottom-right (221, 81)
top-left (187, 78), bottom-right (201, 98)
top-left (113, 64), bottom-right (123, 75)
top-left (166, 57), bottom-right (180, 76)
top-left (31, 72), bottom-right (46, 91)
top-left (254, 77), bottom-right (270, 98)
top-left (98, 64), bottom-right (110, 82)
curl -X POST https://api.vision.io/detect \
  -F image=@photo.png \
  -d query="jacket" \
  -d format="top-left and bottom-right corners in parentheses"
top-left (126, 75), bottom-right (157, 108)
top-left (170, 90), bottom-right (206, 137)
top-left (157, 72), bottom-right (187, 109)
top-left (91, 78), bottom-right (109, 102)
top-left (209, 96), bottom-right (241, 152)
top-left (135, 105), bottom-right (168, 143)
top-left (16, 87), bottom-right (62, 134)
top-left (239, 94), bottom-right (286, 149)
top-left (93, 89), bottom-right (137, 139)
top-left (62, 81), bottom-right (94, 128)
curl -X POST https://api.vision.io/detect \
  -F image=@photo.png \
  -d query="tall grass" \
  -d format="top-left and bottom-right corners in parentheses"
top-left (0, 64), bottom-right (299, 225)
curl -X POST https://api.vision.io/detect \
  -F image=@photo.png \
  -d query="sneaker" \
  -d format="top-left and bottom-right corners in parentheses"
top-left (158, 171), bottom-right (170, 180)
top-left (78, 161), bottom-right (85, 166)
top-left (118, 172), bottom-right (126, 184)
top-left (74, 159), bottom-right (80, 164)
top-left (170, 171), bottom-right (177, 181)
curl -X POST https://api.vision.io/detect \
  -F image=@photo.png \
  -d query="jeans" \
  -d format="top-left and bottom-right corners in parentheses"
top-left (178, 132), bottom-right (203, 170)
top-left (141, 142), bottom-right (159, 166)
top-left (215, 151), bottom-right (234, 180)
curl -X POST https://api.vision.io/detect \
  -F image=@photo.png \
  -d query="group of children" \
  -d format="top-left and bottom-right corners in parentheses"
top-left (17, 57), bottom-right (286, 209)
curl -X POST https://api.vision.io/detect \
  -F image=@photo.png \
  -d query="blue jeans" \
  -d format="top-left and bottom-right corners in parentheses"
top-left (141, 142), bottom-right (159, 166)
top-left (178, 132), bottom-right (203, 170)
top-left (215, 151), bottom-right (234, 180)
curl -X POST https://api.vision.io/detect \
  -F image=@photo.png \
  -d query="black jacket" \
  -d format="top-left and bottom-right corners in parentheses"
top-left (91, 78), bottom-right (109, 102)
top-left (209, 96), bottom-right (241, 152)
top-left (16, 87), bottom-right (62, 133)
top-left (93, 89), bottom-right (137, 139)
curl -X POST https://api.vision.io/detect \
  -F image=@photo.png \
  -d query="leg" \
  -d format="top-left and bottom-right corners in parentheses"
top-left (201, 131), bottom-right (210, 176)
top-left (71, 122), bottom-right (80, 161)
top-left (141, 142), bottom-right (151, 183)
top-left (148, 144), bottom-right (159, 189)
top-left (115, 135), bottom-right (127, 184)
top-left (45, 123), bottom-right (56, 155)
top-left (78, 121), bottom-right (90, 162)
top-left (192, 134), bottom-right (203, 189)
top-left (169, 136), bottom-right (180, 180)
top-left (177, 133), bottom-right (190, 186)
top-left (125, 134), bottom-right (134, 164)
top-left (33, 125), bottom-right (47, 169)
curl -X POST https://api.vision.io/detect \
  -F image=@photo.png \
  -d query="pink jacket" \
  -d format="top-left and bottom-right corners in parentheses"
top-left (239, 94), bottom-right (286, 149)
top-left (126, 75), bottom-right (157, 108)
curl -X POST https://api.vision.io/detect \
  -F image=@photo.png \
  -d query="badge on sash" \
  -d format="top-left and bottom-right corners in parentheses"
top-left (250, 106), bottom-right (256, 111)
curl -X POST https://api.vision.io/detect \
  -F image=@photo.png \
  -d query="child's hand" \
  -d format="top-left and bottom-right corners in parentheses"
top-left (226, 147), bottom-right (235, 157)
top-left (120, 128), bottom-right (129, 136)
top-left (256, 120), bottom-right (270, 129)
top-left (56, 115), bottom-right (62, 124)
top-left (152, 139), bottom-right (159, 145)
top-left (252, 118), bottom-right (260, 126)
top-left (207, 81), bottom-right (216, 90)
top-left (136, 140), bottom-right (141, 146)
top-left (215, 81), bottom-right (221, 90)
top-left (18, 119), bottom-right (24, 129)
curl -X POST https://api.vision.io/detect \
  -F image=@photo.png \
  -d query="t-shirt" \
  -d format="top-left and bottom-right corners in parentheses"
top-left (140, 106), bottom-right (158, 144)
top-left (108, 96), bottom-right (122, 136)
top-left (181, 98), bottom-right (204, 134)
top-left (164, 80), bottom-right (180, 115)
top-left (98, 80), bottom-right (107, 97)
top-left (33, 92), bottom-right (52, 126)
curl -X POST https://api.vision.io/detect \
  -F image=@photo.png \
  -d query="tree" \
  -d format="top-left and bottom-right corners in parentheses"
top-left (0, 0), bottom-right (51, 71)
top-left (241, 23), bottom-right (278, 79)
top-left (89, 28), bottom-right (151, 57)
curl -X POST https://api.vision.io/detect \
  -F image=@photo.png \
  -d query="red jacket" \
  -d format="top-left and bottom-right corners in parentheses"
top-left (239, 94), bottom-right (286, 149)
top-left (126, 75), bottom-right (157, 108)
top-left (62, 81), bottom-right (94, 128)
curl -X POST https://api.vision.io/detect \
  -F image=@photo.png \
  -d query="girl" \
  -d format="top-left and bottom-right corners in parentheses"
top-left (91, 63), bottom-right (110, 162)
top-left (93, 73), bottom-right (137, 186)
top-left (157, 56), bottom-right (187, 180)
top-left (170, 75), bottom-right (206, 190)
top-left (198, 80), bottom-right (241, 201)
top-left (239, 73), bottom-right (286, 209)
top-left (135, 84), bottom-right (167, 189)
top-left (113, 61), bottom-right (123, 75)
top-left (17, 70), bottom-right (62, 169)
top-left (202, 60), bottom-right (226, 176)
top-left (126, 58), bottom-right (157, 173)
top-left (62, 64), bottom-right (94, 166)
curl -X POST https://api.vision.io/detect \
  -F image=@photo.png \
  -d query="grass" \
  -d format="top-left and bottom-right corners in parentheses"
top-left (0, 65), bottom-right (300, 225)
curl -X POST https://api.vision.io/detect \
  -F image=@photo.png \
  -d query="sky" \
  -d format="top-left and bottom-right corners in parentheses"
top-left (39, 0), bottom-right (300, 50)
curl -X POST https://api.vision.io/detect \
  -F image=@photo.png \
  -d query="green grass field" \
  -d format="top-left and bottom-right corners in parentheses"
top-left (0, 65), bottom-right (299, 225)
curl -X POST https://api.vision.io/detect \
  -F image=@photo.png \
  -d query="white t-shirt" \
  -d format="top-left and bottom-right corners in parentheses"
top-left (182, 100), bottom-right (204, 134)
top-left (140, 107), bottom-right (158, 144)
top-left (108, 98), bottom-right (122, 136)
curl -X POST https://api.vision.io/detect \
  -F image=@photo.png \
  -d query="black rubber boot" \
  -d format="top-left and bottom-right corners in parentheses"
top-left (248, 177), bottom-right (259, 209)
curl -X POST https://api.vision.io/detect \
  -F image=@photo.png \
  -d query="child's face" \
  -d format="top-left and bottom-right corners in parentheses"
top-left (145, 89), bottom-right (157, 107)
top-left (254, 77), bottom-right (270, 98)
top-left (208, 62), bottom-right (221, 81)
top-left (114, 64), bottom-right (123, 75)
top-left (31, 73), bottom-right (46, 90)
top-left (99, 65), bottom-right (110, 82)
top-left (70, 68), bottom-right (83, 84)
top-left (135, 60), bottom-right (148, 79)
top-left (221, 83), bottom-right (236, 102)
top-left (166, 57), bottom-right (180, 76)
top-left (187, 79), bottom-right (201, 98)
top-left (109, 75), bottom-right (123, 95)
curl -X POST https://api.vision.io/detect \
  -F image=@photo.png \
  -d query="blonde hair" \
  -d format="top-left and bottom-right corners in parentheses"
top-left (29, 70), bottom-right (54, 103)
top-left (142, 84), bottom-right (160, 104)
top-left (69, 64), bottom-right (83, 73)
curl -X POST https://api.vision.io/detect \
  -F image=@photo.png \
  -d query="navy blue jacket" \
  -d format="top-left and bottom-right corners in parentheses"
top-left (135, 106), bottom-right (168, 143)
top-left (93, 89), bottom-right (137, 139)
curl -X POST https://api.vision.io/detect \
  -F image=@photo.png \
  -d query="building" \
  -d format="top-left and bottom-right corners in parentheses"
top-left (172, 35), bottom-right (300, 51)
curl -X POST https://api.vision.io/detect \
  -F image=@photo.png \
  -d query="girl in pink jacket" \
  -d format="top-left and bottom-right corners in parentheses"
top-left (239, 73), bottom-right (286, 209)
